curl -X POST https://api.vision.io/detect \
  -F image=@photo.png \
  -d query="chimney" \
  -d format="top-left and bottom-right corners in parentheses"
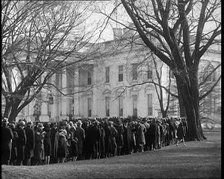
top-left (113, 28), bottom-right (123, 40)
top-left (123, 23), bottom-right (135, 38)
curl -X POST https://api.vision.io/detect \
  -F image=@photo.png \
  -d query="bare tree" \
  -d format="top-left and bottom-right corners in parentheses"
top-left (118, 0), bottom-right (221, 140)
top-left (199, 61), bottom-right (221, 118)
top-left (2, 1), bottom-right (99, 122)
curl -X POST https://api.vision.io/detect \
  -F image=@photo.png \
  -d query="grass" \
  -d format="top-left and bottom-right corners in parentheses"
top-left (1, 129), bottom-right (221, 179)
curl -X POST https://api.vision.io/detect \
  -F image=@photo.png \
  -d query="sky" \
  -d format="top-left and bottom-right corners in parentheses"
top-left (71, 0), bottom-right (221, 43)
top-left (80, 0), bottom-right (131, 42)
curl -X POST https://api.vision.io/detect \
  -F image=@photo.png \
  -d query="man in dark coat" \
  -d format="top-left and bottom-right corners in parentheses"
top-left (147, 119), bottom-right (158, 150)
top-left (16, 120), bottom-right (27, 165)
top-left (76, 120), bottom-right (85, 160)
top-left (115, 120), bottom-right (124, 156)
top-left (24, 121), bottom-right (35, 165)
top-left (99, 122), bottom-right (106, 158)
top-left (108, 121), bottom-right (118, 156)
top-left (1, 118), bottom-right (13, 165)
top-left (50, 123), bottom-right (58, 163)
top-left (103, 120), bottom-right (111, 158)
top-left (122, 120), bottom-right (132, 155)
top-left (84, 120), bottom-right (101, 159)
top-left (176, 118), bottom-right (187, 146)
top-left (9, 122), bottom-right (18, 165)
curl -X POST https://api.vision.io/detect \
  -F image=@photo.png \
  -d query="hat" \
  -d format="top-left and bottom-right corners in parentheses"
top-left (19, 120), bottom-right (26, 126)
top-left (9, 123), bottom-right (15, 128)
top-left (109, 121), bottom-right (113, 126)
top-left (2, 117), bottom-right (8, 123)
top-left (59, 129), bottom-right (67, 136)
top-left (27, 121), bottom-right (33, 126)
top-left (37, 123), bottom-right (44, 129)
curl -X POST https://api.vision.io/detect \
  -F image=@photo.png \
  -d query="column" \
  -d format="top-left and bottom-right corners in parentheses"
top-left (92, 65), bottom-right (97, 117)
top-left (51, 74), bottom-right (58, 122)
top-left (39, 72), bottom-right (49, 122)
top-left (61, 68), bottom-right (68, 119)
top-left (39, 97), bottom-right (49, 122)
top-left (73, 68), bottom-right (80, 118)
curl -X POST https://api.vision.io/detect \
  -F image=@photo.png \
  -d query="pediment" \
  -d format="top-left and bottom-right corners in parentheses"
top-left (144, 84), bottom-right (153, 93)
top-left (103, 89), bottom-right (112, 95)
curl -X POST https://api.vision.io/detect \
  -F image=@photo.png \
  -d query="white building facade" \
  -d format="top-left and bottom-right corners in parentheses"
top-left (13, 36), bottom-right (221, 122)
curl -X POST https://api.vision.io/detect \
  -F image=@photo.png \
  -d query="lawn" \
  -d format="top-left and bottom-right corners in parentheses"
top-left (1, 129), bottom-right (221, 179)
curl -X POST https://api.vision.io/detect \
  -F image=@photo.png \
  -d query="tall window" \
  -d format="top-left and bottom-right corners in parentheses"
top-left (147, 63), bottom-right (152, 79)
top-left (132, 63), bottom-right (138, 80)
top-left (87, 71), bottom-right (92, 85)
top-left (56, 71), bottom-right (62, 90)
top-left (70, 98), bottom-right (74, 115)
top-left (118, 97), bottom-right (123, 116)
top-left (105, 97), bottom-right (110, 117)
top-left (169, 69), bottom-right (174, 79)
top-left (105, 67), bottom-right (110, 83)
top-left (87, 98), bottom-right (92, 117)
top-left (147, 94), bottom-right (153, 116)
top-left (47, 103), bottom-right (51, 118)
top-left (118, 65), bottom-right (123, 82)
top-left (132, 95), bottom-right (138, 116)
top-left (204, 64), bottom-right (216, 82)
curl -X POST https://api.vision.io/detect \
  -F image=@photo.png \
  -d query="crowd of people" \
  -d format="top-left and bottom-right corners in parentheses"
top-left (1, 116), bottom-right (187, 166)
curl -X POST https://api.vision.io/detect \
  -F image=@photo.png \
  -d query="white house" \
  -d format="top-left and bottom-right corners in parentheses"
top-left (13, 29), bottom-right (221, 122)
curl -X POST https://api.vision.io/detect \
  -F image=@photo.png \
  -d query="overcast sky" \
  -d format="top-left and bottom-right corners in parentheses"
top-left (77, 0), bottom-right (221, 43)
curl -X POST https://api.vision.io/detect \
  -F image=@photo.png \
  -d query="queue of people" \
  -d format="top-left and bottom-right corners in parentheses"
top-left (1, 116), bottom-right (187, 166)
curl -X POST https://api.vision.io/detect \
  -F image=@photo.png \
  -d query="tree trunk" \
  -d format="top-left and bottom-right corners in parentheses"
top-left (7, 101), bottom-right (23, 122)
top-left (177, 89), bottom-right (186, 117)
top-left (4, 104), bottom-right (11, 119)
top-left (189, 67), bottom-right (206, 140)
top-left (175, 74), bottom-right (205, 141)
top-left (8, 109), bottom-right (20, 123)
top-left (162, 111), bottom-right (168, 118)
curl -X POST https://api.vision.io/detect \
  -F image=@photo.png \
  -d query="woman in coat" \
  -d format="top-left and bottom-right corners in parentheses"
top-left (136, 122), bottom-right (146, 152)
top-left (16, 120), bottom-right (27, 165)
top-left (33, 123), bottom-right (45, 165)
top-left (76, 120), bottom-right (85, 160)
top-left (57, 129), bottom-right (69, 163)
top-left (68, 122), bottom-right (78, 161)
top-left (44, 123), bottom-right (52, 164)
top-left (115, 123), bottom-right (124, 156)
top-left (9, 122), bottom-right (18, 165)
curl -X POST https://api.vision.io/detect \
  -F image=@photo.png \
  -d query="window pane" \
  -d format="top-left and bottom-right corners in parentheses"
top-left (88, 98), bottom-right (92, 117)
top-left (133, 95), bottom-right (137, 116)
top-left (118, 65), bottom-right (123, 82)
top-left (106, 67), bottom-right (110, 83)
top-left (87, 71), bottom-right (92, 85)
top-left (105, 97), bottom-right (110, 117)
top-left (119, 97), bottom-right (123, 116)
top-left (169, 69), bottom-right (174, 79)
top-left (147, 94), bottom-right (153, 116)
top-left (132, 64), bottom-right (138, 80)
top-left (147, 64), bottom-right (152, 79)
